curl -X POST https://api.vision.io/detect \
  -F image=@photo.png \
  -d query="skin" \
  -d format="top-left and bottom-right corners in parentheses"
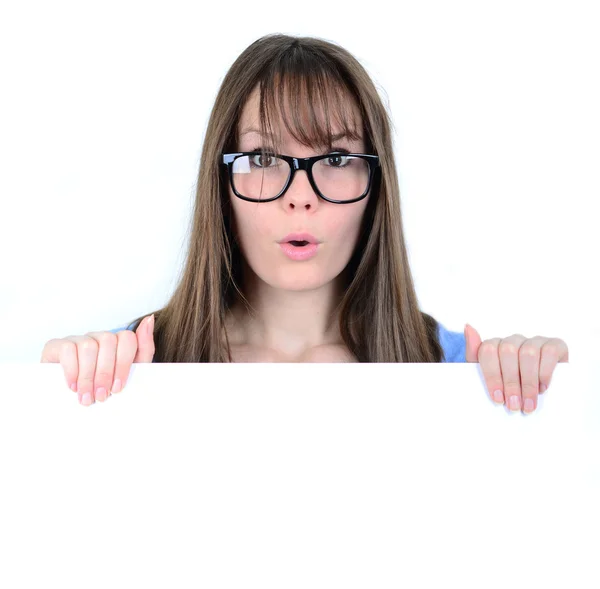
top-left (42, 86), bottom-right (569, 412)
top-left (224, 85), bottom-right (370, 363)
top-left (224, 83), bottom-right (570, 413)
top-left (465, 323), bottom-right (569, 414)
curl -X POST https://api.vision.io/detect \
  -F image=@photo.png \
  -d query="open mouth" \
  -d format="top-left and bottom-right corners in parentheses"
top-left (279, 240), bottom-right (319, 260)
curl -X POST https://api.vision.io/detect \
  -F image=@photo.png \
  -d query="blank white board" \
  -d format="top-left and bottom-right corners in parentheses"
top-left (0, 362), bottom-right (598, 589)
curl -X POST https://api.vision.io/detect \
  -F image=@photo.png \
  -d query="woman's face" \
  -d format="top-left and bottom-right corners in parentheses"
top-left (228, 86), bottom-right (372, 292)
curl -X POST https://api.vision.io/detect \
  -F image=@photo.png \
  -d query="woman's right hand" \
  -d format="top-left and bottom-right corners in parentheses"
top-left (40, 314), bottom-right (155, 406)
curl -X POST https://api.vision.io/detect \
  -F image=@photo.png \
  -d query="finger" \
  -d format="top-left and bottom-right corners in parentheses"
top-left (40, 338), bottom-right (69, 364)
top-left (538, 338), bottom-right (565, 393)
top-left (42, 338), bottom-right (80, 392)
top-left (476, 338), bottom-right (504, 404)
top-left (73, 336), bottom-right (100, 406)
top-left (85, 331), bottom-right (118, 403)
top-left (498, 334), bottom-right (528, 412)
top-left (464, 323), bottom-right (482, 363)
top-left (134, 315), bottom-right (155, 363)
top-left (111, 329), bottom-right (139, 394)
top-left (518, 337), bottom-right (545, 414)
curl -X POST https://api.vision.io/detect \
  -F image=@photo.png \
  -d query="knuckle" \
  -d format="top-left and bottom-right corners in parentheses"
top-left (499, 341), bottom-right (519, 356)
top-left (521, 382), bottom-right (539, 395)
top-left (79, 338), bottom-right (99, 353)
top-left (519, 345), bottom-right (539, 359)
top-left (94, 368), bottom-right (114, 381)
top-left (117, 329), bottom-right (137, 346)
top-left (98, 331), bottom-right (117, 345)
top-left (41, 339), bottom-right (60, 362)
top-left (503, 379), bottom-right (521, 391)
top-left (59, 339), bottom-right (76, 354)
top-left (541, 341), bottom-right (559, 357)
top-left (78, 374), bottom-right (95, 386)
top-left (480, 341), bottom-right (497, 355)
top-left (488, 377), bottom-right (504, 388)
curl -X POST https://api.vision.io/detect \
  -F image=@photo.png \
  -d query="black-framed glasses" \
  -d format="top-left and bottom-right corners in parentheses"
top-left (221, 152), bottom-right (380, 204)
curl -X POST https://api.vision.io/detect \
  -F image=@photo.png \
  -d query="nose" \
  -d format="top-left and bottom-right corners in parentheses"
top-left (282, 168), bottom-right (319, 210)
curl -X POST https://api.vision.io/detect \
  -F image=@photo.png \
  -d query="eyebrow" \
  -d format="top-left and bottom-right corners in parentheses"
top-left (240, 127), bottom-right (360, 142)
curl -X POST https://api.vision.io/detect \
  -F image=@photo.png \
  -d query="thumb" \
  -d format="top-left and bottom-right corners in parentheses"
top-left (464, 322), bottom-right (482, 363)
top-left (134, 314), bottom-right (156, 363)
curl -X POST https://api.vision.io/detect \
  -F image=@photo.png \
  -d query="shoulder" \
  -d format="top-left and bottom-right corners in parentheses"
top-left (436, 321), bottom-right (466, 363)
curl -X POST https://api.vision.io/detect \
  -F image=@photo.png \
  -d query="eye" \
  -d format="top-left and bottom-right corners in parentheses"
top-left (249, 153), bottom-right (279, 169)
top-left (323, 152), bottom-right (351, 168)
top-left (248, 146), bottom-right (279, 169)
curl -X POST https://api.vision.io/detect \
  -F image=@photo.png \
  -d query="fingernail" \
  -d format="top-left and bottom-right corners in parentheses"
top-left (70, 383), bottom-right (77, 393)
top-left (82, 392), bottom-right (92, 406)
top-left (524, 398), bottom-right (534, 412)
top-left (509, 395), bottom-right (520, 411)
top-left (112, 378), bottom-right (122, 394)
top-left (493, 390), bottom-right (504, 403)
top-left (96, 387), bottom-right (106, 401)
top-left (147, 314), bottom-right (155, 335)
top-left (540, 384), bottom-right (547, 393)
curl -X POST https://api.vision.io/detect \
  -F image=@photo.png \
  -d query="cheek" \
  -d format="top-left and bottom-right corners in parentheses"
top-left (325, 207), bottom-right (367, 245)
top-left (229, 189), bottom-right (367, 289)
top-left (230, 195), bottom-right (274, 252)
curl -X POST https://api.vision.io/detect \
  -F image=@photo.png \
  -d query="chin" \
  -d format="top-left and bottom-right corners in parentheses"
top-left (244, 246), bottom-right (352, 292)
top-left (270, 266), bottom-right (329, 291)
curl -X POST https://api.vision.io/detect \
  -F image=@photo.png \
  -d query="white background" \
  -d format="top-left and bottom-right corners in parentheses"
top-left (0, 2), bottom-right (599, 586)
top-left (0, 0), bottom-right (598, 361)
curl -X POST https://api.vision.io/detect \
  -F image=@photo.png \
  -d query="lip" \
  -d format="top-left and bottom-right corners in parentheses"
top-left (278, 232), bottom-right (320, 244)
top-left (279, 242), bottom-right (319, 261)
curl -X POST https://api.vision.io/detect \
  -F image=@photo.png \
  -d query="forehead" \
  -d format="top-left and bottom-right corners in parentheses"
top-left (237, 84), bottom-right (363, 144)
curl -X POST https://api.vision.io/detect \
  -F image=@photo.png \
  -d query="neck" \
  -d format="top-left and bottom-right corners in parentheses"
top-left (230, 265), bottom-right (347, 357)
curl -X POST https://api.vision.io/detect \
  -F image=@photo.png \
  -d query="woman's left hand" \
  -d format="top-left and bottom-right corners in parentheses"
top-left (464, 324), bottom-right (569, 414)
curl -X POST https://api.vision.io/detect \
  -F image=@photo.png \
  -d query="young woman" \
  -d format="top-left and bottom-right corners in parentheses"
top-left (41, 34), bottom-right (568, 409)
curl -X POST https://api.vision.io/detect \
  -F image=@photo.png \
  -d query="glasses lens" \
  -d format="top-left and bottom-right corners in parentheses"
top-left (232, 154), bottom-right (289, 201)
top-left (231, 153), bottom-right (370, 201)
top-left (313, 154), bottom-right (370, 201)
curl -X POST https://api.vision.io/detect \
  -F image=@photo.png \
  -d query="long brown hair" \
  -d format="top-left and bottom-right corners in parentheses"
top-left (126, 34), bottom-right (444, 362)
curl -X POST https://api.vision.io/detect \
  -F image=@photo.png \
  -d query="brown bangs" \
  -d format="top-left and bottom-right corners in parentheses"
top-left (252, 57), bottom-right (364, 155)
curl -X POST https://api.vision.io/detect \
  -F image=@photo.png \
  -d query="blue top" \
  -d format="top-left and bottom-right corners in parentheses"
top-left (106, 320), bottom-right (466, 363)
top-left (436, 322), bottom-right (467, 362)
